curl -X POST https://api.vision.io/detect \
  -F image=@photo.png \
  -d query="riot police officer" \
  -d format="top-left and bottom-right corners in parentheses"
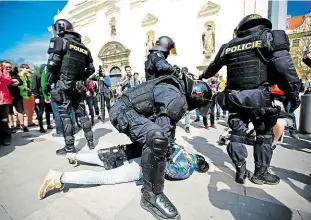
top-left (106, 74), bottom-right (212, 220)
top-left (200, 14), bottom-right (301, 185)
top-left (45, 19), bottom-right (95, 155)
top-left (145, 36), bottom-right (180, 81)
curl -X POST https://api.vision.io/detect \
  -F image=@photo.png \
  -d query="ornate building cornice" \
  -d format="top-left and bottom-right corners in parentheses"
top-left (130, 0), bottom-right (147, 9)
top-left (68, 0), bottom-right (115, 26)
top-left (141, 13), bottom-right (158, 27)
top-left (198, 1), bottom-right (220, 17)
top-left (105, 4), bottom-right (120, 16)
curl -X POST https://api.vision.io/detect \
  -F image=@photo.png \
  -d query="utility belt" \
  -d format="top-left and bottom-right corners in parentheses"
top-left (218, 84), bottom-right (279, 120)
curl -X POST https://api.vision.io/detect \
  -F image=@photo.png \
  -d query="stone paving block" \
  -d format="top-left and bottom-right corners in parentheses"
top-left (0, 175), bottom-right (66, 220)
top-left (22, 197), bottom-right (95, 220)
top-left (65, 182), bottom-right (141, 220)
top-left (267, 202), bottom-right (302, 220)
top-left (298, 210), bottom-right (311, 220)
top-left (238, 195), bottom-right (270, 219)
top-left (0, 205), bottom-right (13, 220)
top-left (244, 178), bottom-right (311, 213)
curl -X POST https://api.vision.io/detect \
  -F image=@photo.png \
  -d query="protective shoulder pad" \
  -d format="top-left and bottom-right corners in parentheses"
top-left (151, 51), bottom-right (164, 63)
top-left (47, 37), bottom-right (64, 55)
top-left (271, 30), bottom-right (290, 52)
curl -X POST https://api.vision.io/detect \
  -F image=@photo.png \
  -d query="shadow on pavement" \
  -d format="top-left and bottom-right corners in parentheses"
top-left (272, 166), bottom-right (311, 204)
top-left (75, 128), bottom-right (113, 152)
top-left (183, 135), bottom-right (295, 220)
top-left (281, 136), bottom-right (311, 155)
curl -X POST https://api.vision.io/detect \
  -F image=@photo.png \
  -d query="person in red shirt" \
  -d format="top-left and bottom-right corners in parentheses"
top-left (0, 61), bottom-right (13, 146)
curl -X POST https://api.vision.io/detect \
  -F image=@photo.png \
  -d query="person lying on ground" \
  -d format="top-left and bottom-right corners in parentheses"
top-left (38, 143), bottom-right (209, 199)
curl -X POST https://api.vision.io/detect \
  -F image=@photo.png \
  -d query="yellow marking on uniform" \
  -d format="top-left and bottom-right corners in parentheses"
top-left (225, 40), bottom-right (263, 55)
top-left (69, 44), bottom-right (88, 55)
top-left (249, 14), bottom-right (262, 19)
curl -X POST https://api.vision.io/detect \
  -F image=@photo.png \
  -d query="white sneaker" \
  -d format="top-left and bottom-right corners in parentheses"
top-left (38, 170), bottom-right (63, 200)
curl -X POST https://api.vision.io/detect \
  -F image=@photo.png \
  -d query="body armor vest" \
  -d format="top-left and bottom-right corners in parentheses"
top-left (144, 51), bottom-right (165, 81)
top-left (223, 29), bottom-right (269, 91)
top-left (122, 75), bottom-right (185, 120)
top-left (60, 37), bottom-right (88, 89)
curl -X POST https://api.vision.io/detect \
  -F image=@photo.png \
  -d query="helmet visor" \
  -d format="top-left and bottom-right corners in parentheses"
top-left (170, 47), bottom-right (177, 55)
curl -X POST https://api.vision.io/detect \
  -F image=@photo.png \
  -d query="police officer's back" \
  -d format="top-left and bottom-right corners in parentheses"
top-left (145, 36), bottom-right (180, 81)
top-left (46, 19), bottom-right (95, 155)
top-left (201, 14), bottom-right (301, 186)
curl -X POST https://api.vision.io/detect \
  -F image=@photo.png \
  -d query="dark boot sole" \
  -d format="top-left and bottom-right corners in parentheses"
top-left (56, 149), bottom-right (75, 156)
top-left (250, 176), bottom-right (280, 185)
top-left (140, 197), bottom-right (181, 220)
top-left (235, 170), bottom-right (252, 184)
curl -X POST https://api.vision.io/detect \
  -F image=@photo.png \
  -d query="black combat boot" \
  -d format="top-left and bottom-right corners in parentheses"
top-left (140, 131), bottom-right (180, 220)
top-left (56, 145), bottom-right (75, 155)
top-left (235, 161), bottom-right (249, 184)
top-left (97, 145), bottom-right (128, 169)
top-left (141, 188), bottom-right (181, 220)
top-left (87, 140), bottom-right (94, 149)
top-left (251, 165), bottom-right (280, 185)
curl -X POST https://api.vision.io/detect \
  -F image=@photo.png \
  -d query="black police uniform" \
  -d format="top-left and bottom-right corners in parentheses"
top-left (46, 32), bottom-right (95, 154)
top-left (145, 51), bottom-right (178, 81)
top-left (201, 15), bottom-right (301, 185)
top-left (108, 74), bottom-right (211, 220)
top-left (145, 36), bottom-right (179, 81)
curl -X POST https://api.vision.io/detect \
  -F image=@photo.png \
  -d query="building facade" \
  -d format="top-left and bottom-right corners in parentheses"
top-left (268, 0), bottom-right (288, 30)
top-left (287, 12), bottom-right (311, 81)
top-left (53, 0), bottom-right (269, 85)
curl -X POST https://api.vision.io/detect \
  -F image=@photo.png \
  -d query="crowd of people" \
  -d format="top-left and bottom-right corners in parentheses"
top-left (0, 60), bottom-right (147, 147)
top-left (1, 13), bottom-right (311, 220)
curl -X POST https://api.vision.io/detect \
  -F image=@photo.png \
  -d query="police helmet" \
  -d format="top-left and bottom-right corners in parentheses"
top-left (235, 14), bottom-right (272, 33)
top-left (150, 36), bottom-right (177, 55)
top-left (53, 19), bottom-right (74, 36)
top-left (187, 80), bottom-right (213, 111)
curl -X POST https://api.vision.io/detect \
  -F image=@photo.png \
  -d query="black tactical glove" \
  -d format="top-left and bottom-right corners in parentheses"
top-left (288, 96), bottom-right (301, 113)
top-left (173, 65), bottom-right (181, 74)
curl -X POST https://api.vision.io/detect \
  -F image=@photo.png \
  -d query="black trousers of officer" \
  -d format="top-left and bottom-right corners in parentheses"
top-left (227, 110), bottom-right (274, 168)
top-left (58, 90), bottom-right (93, 148)
top-left (110, 99), bottom-right (170, 195)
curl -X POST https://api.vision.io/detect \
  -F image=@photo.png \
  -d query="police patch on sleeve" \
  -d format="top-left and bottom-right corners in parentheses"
top-left (49, 41), bottom-right (55, 49)
top-left (225, 40), bottom-right (263, 55)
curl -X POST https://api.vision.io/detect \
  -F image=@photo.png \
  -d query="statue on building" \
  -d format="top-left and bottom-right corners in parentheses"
top-left (145, 32), bottom-right (155, 56)
top-left (110, 17), bottom-right (116, 36)
top-left (202, 24), bottom-right (215, 57)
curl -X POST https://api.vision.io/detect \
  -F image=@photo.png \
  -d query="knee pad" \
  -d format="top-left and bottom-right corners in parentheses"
top-left (80, 116), bottom-right (92, 132)
top-left (147, 131), bottom-right (168, 157)
top-left (61, 115), bottom-right (73, 136)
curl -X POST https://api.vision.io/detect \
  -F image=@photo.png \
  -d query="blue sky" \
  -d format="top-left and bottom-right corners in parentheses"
top-left (288, 1), bottom-right (311, 17)
top-left (0, 1), bottom-right (67, 65)
top-left (0, 0), bottom-right (310, 65)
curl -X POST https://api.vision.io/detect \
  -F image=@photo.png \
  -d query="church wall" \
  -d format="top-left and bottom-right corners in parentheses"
top-left (55, 0), bottom-right (269, 77)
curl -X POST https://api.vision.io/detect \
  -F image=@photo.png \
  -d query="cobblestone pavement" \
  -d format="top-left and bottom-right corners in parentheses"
top-left (0, 111), bottom-right (311, 220)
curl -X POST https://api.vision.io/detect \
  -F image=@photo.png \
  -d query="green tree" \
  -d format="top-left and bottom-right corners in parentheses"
top-left (33, 65), bottom-right (41, 76)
